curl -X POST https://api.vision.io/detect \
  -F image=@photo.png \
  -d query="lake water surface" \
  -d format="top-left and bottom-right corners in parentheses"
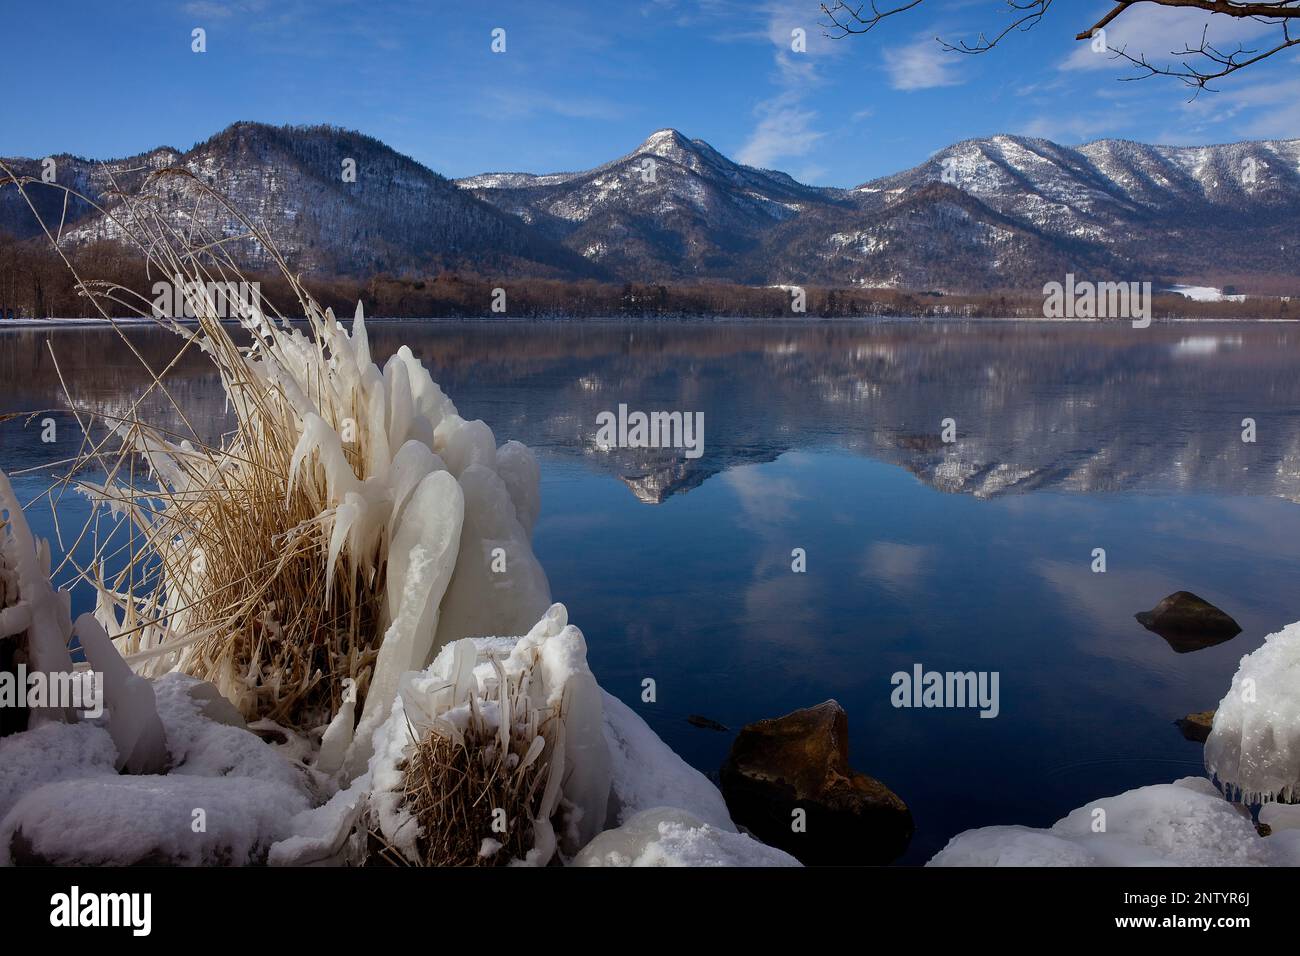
top-left (4, 318), bottom-right (1300, 864)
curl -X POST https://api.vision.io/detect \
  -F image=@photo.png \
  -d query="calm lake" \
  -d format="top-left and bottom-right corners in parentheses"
top-left (4, 318), bottom-right (1300, 864)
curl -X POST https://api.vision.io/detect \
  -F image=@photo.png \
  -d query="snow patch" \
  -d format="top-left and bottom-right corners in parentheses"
top-left (573, 807), bottom-right (799, 867)
top-left (929, 777), bottom-right (1298, 866)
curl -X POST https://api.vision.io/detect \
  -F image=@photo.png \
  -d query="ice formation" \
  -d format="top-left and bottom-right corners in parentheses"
top-left (0, 470), bottom-right (78, 723)
top-left (74, 302), bottom-right (553, 751)
top-left (268, 631), bottom-right (751, 866)
top-left (1204, 620), bottom-right (1300, 803)
top-left (289, 604), bottom-right (613, 865)
top-left (73, 614), bottom-right (168, 774)
top-left (1, 469), bottom-right (168, 772)
top-left (928, 776), bottom-right (1300, 866)
top-left (601, 690), bottom-right (736, 829)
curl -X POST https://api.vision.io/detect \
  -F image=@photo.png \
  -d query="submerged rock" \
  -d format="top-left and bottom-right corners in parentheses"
top-left (719, 700), bottom-right (912, 865)
top-left (1135, 591), bottom-right (1241, 653)
top-left (687, 715), bottom-right (729, 732)
top-left (1176, 710), bottom-right (1215, 743)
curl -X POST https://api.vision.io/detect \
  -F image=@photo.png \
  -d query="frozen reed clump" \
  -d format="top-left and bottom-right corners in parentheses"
top-left (362, 604), bottom-right (611, 866)
top-left (1, 167), bottom-right (657, 866)
top-left (379, 645), bottom-right (552, 867)
top-left (14, 169), bottom-right (554, 772)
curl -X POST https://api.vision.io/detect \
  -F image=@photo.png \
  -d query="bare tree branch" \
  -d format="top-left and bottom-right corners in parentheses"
top-left (1105, 19), bottom-right (1300, 91)
top-left (820, 0), bottom-right (926, 38)
top-left (820, 0), bottom-right (1300, 89)
top-left (937, 1), bottom-right (1056, 55)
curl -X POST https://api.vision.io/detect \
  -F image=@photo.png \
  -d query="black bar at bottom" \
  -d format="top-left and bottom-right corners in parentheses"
top-left (1, 865), bottom-right (1280, 942)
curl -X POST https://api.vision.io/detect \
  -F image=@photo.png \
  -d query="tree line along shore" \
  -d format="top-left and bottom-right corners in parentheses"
top-left (0, 236), bottom-right (1293, 322)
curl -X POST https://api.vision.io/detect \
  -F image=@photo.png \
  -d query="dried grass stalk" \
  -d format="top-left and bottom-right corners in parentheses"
top-left (394, 726), bottom-right (546, 867)
top-left (1, 159), bottom-right (394, 730)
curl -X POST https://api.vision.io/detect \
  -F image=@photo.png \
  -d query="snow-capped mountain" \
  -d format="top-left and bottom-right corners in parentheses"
top-left (463, 130), bottom-right (1300, 291)
top-left (3, 122), bottom-right (597, 280)
top-left (0, 147), bottom-right (181, 242)
top-left (841, 134), bottom-right (1300, 288)
top-left (5, 123), bottom-right (1299, 292)
top-left (460, 128), bottom-right (854, 282)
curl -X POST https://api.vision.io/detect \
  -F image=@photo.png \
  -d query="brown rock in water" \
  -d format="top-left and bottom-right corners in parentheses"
top-left (1135, 591), bottom-right (1241, 653)
top-left (1176, 710), bottom-right (1215, 743)
top-left (720, 700), bottom-right (913, 865)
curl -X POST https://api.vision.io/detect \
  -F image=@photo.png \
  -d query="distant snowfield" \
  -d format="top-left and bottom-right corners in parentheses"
top-left (1167, 284), bottom-right (1248, 303)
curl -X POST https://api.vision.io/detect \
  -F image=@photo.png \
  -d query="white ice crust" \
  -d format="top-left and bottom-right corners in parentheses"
top-left (929, 776), bottom-right (1300, 867)
top-left (1205, 620), bottom-right (1300, 803)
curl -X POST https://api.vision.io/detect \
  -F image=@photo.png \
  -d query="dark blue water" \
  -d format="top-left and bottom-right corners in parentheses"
top-left (4, 319), bottom-right (1300, 863)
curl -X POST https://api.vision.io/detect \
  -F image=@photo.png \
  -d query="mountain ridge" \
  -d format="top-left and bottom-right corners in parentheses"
top-left (4, 121), bottom-right (1298, 293)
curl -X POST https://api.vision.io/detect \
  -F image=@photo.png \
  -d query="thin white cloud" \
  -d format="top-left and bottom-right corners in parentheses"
top-left (862, 541), bottom-right (929, 594)
top-left (734, 1), bottom-right (844, 170)
top-left (884, 34), bottom-right (967, 91)
top-left (1152, 70), bottom-right (1300, 142)
top-left (736, 90), bottom-right (825, 167)
top-left (1017, 111), bottom-right (1128, 143)
top-left (1208, 74), bottom-right (1300, 140)
top-left (183, 1), bottom-right (237, 18)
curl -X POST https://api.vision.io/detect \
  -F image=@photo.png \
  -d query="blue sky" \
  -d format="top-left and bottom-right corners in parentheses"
top-left (6, 0), bottom-right (1299, 186)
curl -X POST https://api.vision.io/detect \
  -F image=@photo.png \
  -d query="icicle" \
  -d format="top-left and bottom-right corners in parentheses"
top-left (73, 614), bottom-right (169, 774)
top-left (0, 469), bottom-right (77, 723)
top-left (344, 471), bottom-right (465, 777)
top-left (352, 300), bottom-right (371, 372)
top-left (316, 677), bottom-right (357, 776)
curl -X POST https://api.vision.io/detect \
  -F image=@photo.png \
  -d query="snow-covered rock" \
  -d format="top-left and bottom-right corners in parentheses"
top-left (3, 775), bottom-right (308, 866)
top-left (1260, 802), bottom-right (1300, 833)
top-left (0, 672), bottom-right (312, 866)
top-left (1205, 620), bottom-right (1300, 803)
top-left (928, 777), bottom-right (1299, 867)
top-left (0, 721), bottom-right (118, 822)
